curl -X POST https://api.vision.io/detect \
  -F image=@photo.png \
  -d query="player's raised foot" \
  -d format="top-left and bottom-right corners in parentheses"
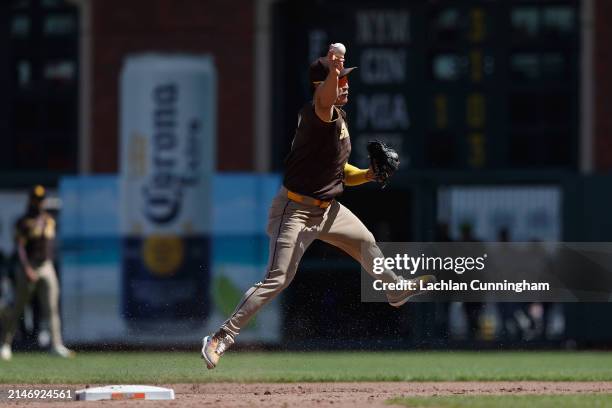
top-left (0, 343), bottom-right (12, 361)
top-left (201, 331), bottom-right (234, 370)
top-left (50, 345), bottom-right (76, 358)
top-left (387, 274), bottom-right (437, 307)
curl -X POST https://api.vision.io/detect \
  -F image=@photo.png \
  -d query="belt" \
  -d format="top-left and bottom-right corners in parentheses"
top-left (286, 190), bottom-right (331, 209)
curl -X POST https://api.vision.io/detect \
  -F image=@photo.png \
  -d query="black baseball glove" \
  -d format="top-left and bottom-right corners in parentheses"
top-left (367, 140), bottom-right (400, 188)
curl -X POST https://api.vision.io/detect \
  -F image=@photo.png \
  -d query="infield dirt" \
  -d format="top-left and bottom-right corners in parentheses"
top-left (3, 382), bottom-right (612, 407)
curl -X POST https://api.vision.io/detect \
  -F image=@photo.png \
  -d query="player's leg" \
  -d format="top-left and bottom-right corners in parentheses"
top-left (221, 197), bottom-right (323, 337)
top-left (36, 261), bottom-right (74, 357)
top-left (202, 193), bottom-right (324, 368)
top-left (318, 201), bottom-right (435, 306)
top-left (318, 201), bottom-right (396, 283)
top-left (0, 266), bottom-right (35, 360)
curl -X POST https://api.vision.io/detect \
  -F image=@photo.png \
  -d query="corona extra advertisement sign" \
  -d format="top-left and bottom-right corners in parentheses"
top-left (119, 54), bottom-right (216, 326)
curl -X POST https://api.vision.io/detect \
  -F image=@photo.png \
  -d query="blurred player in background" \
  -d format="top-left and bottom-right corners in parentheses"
top-left (0, 185), bottom-right (74, 361)
top-left (201, 45), bottom-right (435, 369)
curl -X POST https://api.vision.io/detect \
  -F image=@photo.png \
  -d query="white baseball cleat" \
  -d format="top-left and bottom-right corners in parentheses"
top-left (50, 345), bottom-right (76, 358)
top-left (0, 343), bottom-right (12, 361)
top-left (387, 275), bottom-right (437, 307)
top-left (201, 332), bottom-right (234, 370)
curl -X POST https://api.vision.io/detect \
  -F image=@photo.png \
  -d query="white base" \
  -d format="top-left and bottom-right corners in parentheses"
top-left (75, 385), bottom-right (175, 401)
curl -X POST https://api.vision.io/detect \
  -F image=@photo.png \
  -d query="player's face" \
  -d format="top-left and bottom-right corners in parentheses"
top-left (334, 76), bottom-right (349, 106)
top-left (28, 197), bottom-right (43, 213)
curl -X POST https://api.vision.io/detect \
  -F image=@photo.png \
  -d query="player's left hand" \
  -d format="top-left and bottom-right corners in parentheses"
top-left (366, 167), bottom-right (376, 182)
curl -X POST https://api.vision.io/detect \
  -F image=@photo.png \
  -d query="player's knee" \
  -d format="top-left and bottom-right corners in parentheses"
top-left (278, 270), bottom-right (296, 290)
top-left (266, 273), bottom-right (291, 293)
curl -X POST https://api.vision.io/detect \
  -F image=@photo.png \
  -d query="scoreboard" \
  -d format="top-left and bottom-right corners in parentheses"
top-left (271, 0), bottom-right (578, 171)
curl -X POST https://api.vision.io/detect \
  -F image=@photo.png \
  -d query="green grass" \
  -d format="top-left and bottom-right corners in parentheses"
top-left (388, 394), bottom-right (612, 408)
top-left (1, 351), bottom-right (612, 384)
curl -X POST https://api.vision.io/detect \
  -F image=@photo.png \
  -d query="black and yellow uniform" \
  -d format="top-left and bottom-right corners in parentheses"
top-left (1, 189), bottom-right (71, 358)
top-left (15, 212), bottom-right (56, 265)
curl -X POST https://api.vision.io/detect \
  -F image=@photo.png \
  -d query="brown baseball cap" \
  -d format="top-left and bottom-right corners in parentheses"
top-left (309, 57), bottom-right (357, 83)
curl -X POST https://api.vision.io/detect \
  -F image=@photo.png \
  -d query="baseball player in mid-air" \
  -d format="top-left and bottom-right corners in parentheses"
top-left (202, 44), bottom-right (435, 369)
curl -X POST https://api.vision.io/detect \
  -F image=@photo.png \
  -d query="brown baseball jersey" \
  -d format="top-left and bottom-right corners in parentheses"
top-left (15, 212), bottom-right (56, 265)
top-left (283, 103), bottom-right (351, 201)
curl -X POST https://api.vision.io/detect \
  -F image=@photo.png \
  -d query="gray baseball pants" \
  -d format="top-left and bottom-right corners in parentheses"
top-left (220, 186), bottom-right (398, 340)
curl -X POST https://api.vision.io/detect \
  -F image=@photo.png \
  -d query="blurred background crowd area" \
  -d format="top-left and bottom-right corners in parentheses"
top-left (1, 0), bottom-right (612, 350)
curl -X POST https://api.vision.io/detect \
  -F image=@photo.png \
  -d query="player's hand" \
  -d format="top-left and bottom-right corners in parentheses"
top-left (25, 266), bottom-right (38, 282)
top-left (326, 48), bottom-right (343, 77)
top-left (366, 167), bottom-right (376, 182)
